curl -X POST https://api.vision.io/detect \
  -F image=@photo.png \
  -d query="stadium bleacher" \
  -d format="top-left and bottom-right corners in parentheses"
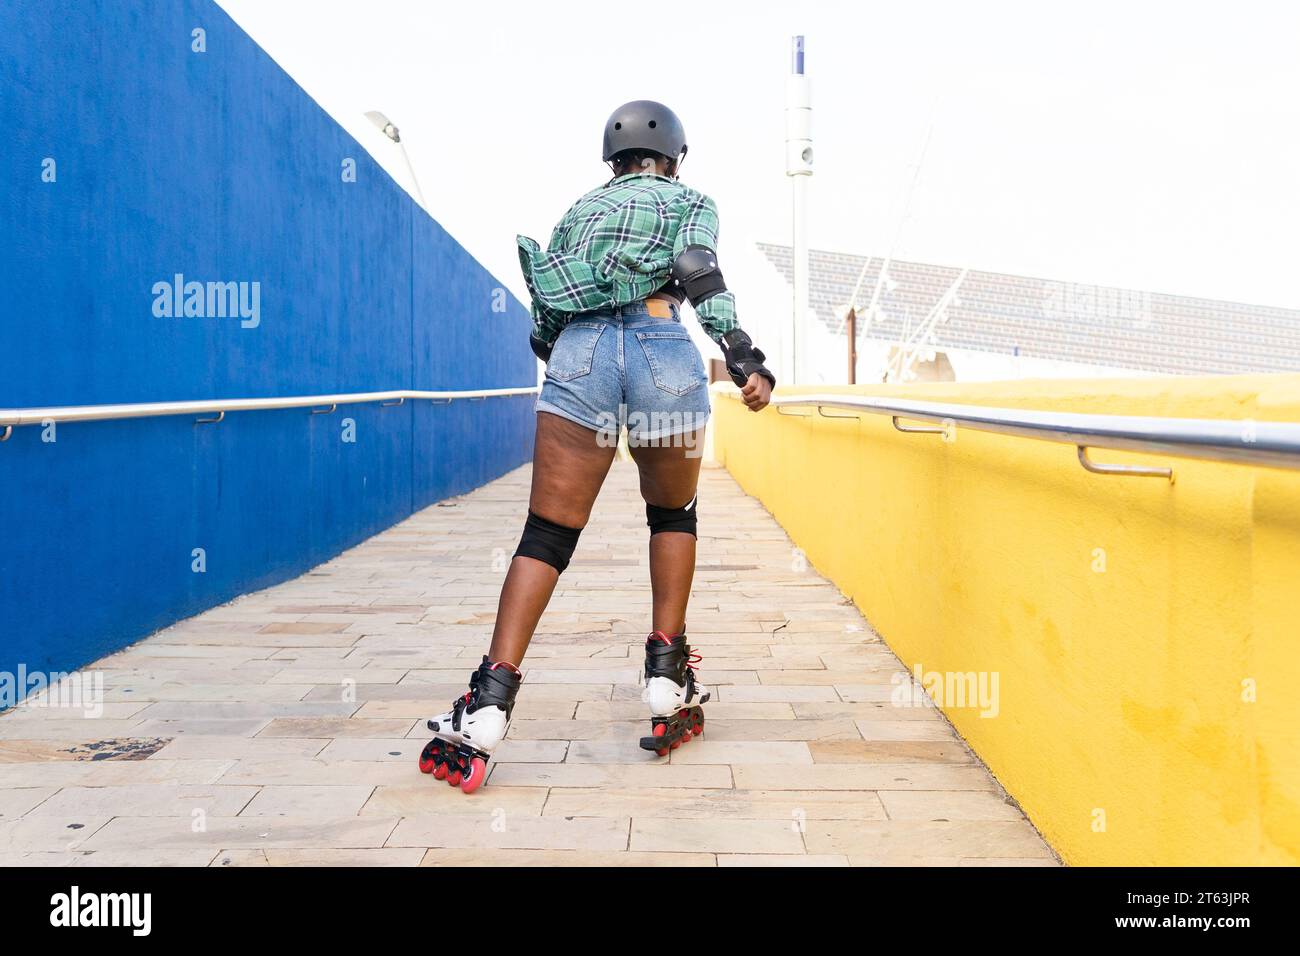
top-left (759, 243), bottom-right (1300, 375)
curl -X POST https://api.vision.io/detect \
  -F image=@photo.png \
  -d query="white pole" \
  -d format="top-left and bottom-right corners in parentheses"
top-left (791, 176), bottom-right (808, 384)
top-left (397, 141), bottom-right (428, 210)
top-left (889, 268), bottom-right (968, 382)
top-left (785, 36), bottom-right (813, 385)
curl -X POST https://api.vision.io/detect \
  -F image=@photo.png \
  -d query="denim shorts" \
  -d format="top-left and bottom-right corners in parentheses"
top-left (536, 300), bottom-right (711, 442)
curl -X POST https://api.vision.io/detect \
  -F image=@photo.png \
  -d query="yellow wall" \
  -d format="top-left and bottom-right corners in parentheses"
top-left (712, 374), bottom-right (1300, 866)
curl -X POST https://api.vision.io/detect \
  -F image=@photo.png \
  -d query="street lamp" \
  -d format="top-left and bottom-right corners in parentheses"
top-left (365, 110), bottom-right (428, 209)
top-left (785, 36), bottom-right (813, 386)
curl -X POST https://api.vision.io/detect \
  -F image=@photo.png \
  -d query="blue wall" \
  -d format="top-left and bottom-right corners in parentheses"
top-left (0, 0), bottom-right (535, 693)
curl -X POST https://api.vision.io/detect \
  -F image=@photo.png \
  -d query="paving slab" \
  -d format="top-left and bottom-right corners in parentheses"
top-left (0, 462), bottom-right (1054, 867)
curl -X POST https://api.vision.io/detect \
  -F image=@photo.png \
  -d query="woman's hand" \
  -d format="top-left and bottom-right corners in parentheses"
top-left (742, 372), bottom-right (772, 412)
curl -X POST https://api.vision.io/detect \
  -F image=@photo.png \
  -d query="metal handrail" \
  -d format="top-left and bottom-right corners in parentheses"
top-left (720, 389), bottom-right (1300, 475)
top-left (10, 384), bottom-right (1298, 475)
top-left (0, 386), bottom-right (539, 429)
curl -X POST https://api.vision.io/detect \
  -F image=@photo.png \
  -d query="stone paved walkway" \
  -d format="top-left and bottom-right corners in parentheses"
top-left (0, 461), bottom-right (1057, 866)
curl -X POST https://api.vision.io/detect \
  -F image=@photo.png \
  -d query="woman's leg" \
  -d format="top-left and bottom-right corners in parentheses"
top-left (486, 411), bottom-right (616, 666)
top-left (628, 428), bottom-right (706, 634)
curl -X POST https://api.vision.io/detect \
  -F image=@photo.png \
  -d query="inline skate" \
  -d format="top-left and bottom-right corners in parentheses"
top-left (418, 655), bottom-right (522, 793)
top-left (639, 630), bottom-right (710, 756)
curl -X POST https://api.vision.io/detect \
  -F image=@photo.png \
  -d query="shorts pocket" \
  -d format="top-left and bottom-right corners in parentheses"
top-left (546, 322), bottom-right (606, 382)
top-left (636, 329), bottom-right (706, 396)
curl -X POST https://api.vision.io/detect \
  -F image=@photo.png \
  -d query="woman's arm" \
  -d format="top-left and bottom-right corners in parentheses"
top-left (672, 191), bottom-right (775, 409)
top-left (672, 192), bottom-right (739, 345)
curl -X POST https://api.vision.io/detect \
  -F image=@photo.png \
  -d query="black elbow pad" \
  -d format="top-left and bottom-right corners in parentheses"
top-left (671, 245), bottom-right (728, 306)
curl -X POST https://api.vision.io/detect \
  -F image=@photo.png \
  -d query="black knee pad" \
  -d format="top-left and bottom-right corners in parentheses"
top-left (646, 495), bottom-right (698, 537)
top-left (515, 510), bottom-right (583, 574)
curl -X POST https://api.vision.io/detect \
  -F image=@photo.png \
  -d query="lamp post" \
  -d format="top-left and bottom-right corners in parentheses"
top-left (364, 110), bottom-right (428, 209)
top-left (785, 36), bottom-right (813, 385)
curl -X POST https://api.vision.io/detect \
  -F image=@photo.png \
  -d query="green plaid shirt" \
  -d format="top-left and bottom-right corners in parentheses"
top-left (517, 173), bottom-right (739, 346)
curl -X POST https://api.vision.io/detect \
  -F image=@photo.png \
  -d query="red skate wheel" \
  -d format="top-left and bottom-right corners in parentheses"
top-left (460, 756), bottom-right (488, 794)
top-left (447, 763), bottom-right (463, 786)
top-left (670, 738), bottom-right (682, 750)
top-left (653, 723), bottom-right (670, 758)
top-left (419, 740), bottom-right (441, 774)
top-left (693, 724), bottom-right (703, 736)
top-left (433, 760), bottom-right (448, 780)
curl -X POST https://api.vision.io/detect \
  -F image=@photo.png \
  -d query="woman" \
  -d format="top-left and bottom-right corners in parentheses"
top-left (419, 100), bottom-right (776, 792)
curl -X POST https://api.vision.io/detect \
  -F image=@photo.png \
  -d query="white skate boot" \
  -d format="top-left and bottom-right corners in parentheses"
top-left (639, 630), bottom-right (710, 756)
top-left (418, 656), bottom-right (522, 793)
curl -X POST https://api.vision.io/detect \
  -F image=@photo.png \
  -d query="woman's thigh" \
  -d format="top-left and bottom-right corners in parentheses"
top-left (529, 411), bottom-right (618, 528)
top-left (627, 427), bottom-right (706, 508)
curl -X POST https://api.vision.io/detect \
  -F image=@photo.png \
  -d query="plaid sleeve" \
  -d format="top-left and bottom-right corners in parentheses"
top-left (673, 191), bottom-right (738, 345)
top-left (516, 235), bottom-right (566, 344)
top-left (513, 198), bottom-right (585, 345)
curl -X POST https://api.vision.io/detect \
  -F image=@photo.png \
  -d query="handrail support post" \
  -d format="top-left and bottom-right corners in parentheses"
top-left (892, 415), bottom-right (946, 435)
top-left (1077, 445), bottom-right (1173, 481)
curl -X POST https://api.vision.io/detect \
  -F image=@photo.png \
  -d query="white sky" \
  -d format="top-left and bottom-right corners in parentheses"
top-left (217, 0), bottom-right (1300, 311)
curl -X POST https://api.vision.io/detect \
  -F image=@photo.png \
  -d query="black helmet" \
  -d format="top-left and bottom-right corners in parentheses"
top-left (601, 100), bottom-right (687, 164)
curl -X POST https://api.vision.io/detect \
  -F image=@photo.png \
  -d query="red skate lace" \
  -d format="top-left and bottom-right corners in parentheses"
top-left (452, 690), bottom-right (473, 722)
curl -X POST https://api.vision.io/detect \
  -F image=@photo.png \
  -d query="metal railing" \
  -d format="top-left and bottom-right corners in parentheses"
top-left (720, 389), bottom-right (1300, 479)
top-left (8, 385), bottom-right (1299, 480)
top-left (0, 387), bottom-right (540, 441)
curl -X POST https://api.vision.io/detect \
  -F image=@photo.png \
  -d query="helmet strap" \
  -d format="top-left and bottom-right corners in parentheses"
top-left (605, 145), bottom-right (688, 183)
